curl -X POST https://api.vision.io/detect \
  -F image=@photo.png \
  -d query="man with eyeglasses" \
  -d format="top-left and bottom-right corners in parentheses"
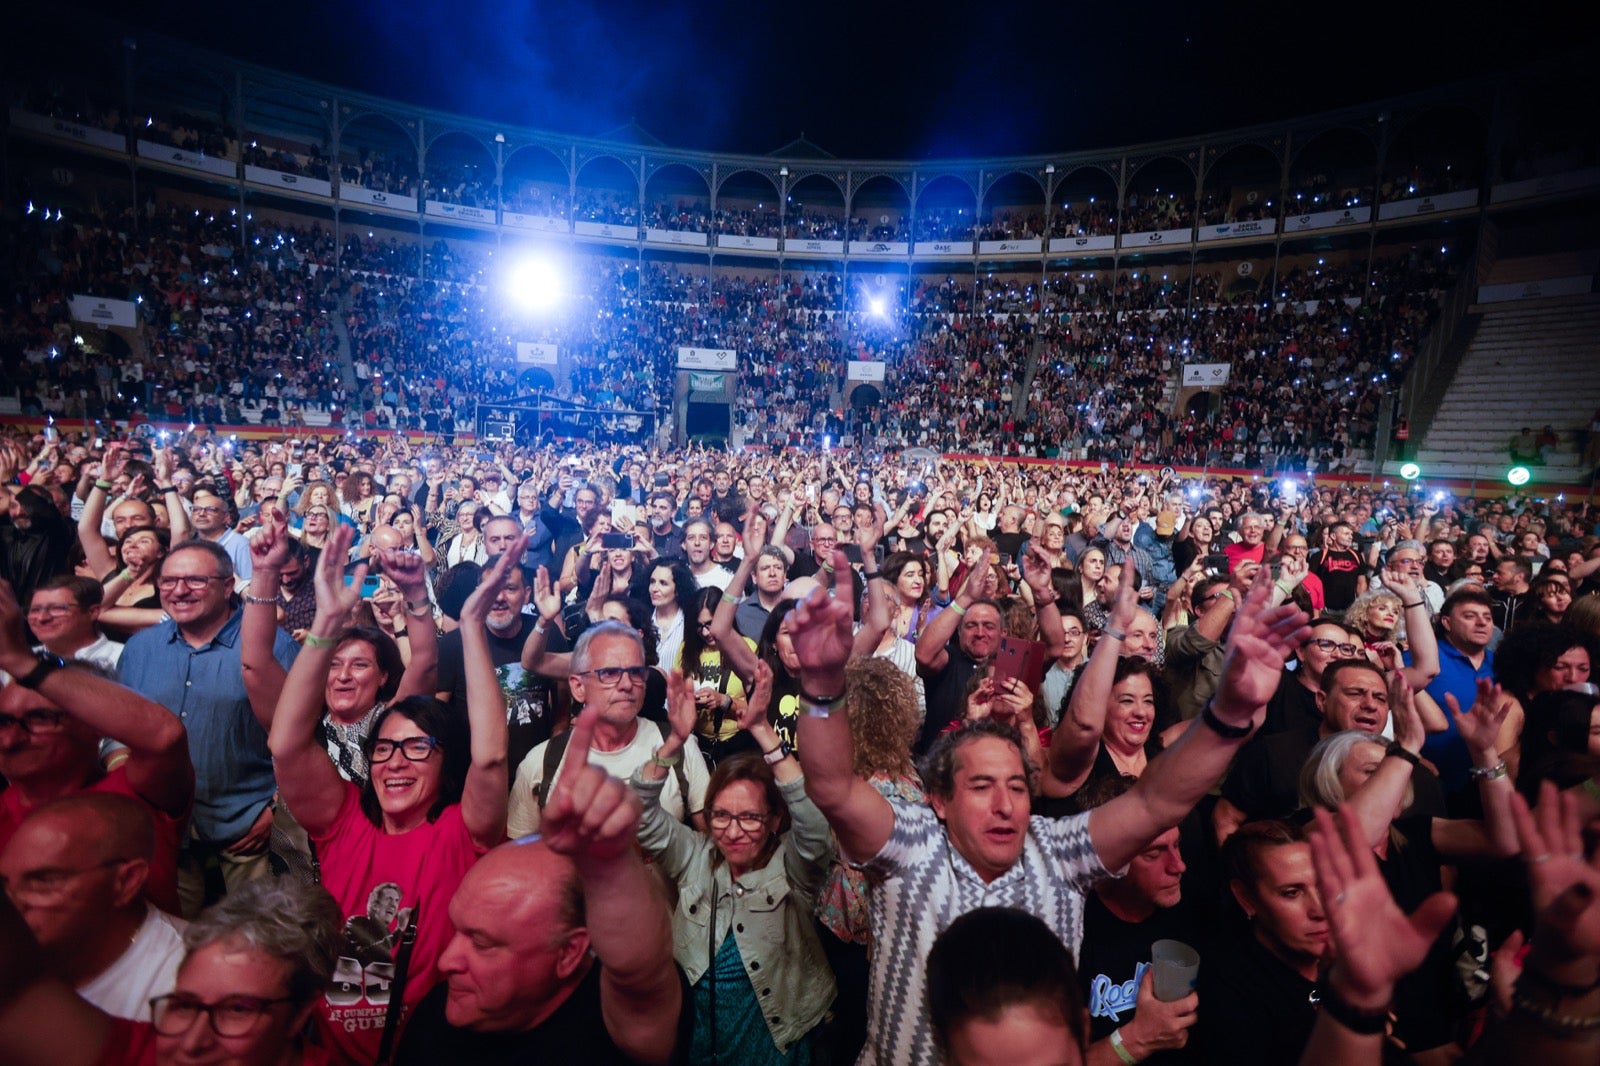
top-left (507, 620), bottom-right (708, 838)
top-left (8, 576), bottom-right (123, 678)
top-left (0, 585), bottom-right (191, 916)
top-left (1, 793), bottom-right (185, 1021)
top-left (185, 488), bottom-right (253, 581)
top-left (120, 541), bottom-right (299, 916)
top-left (0, 875), bottom-right (344, 1066)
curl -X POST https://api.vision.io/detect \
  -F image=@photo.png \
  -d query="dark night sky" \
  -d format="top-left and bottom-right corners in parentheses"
top-left (94, 1), bottom-right (1594, 159)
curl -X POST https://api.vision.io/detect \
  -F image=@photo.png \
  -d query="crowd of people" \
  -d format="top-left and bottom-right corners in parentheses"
top-left (1, 423), bottom-right (1600, 1066)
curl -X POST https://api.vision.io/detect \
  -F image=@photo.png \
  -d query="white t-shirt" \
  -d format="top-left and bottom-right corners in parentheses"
top-left (78, 907), bottom-right (186, 1021)
top-left (693, 565), bottom-right (733, 592)
top-left (507, 718), bottom-right (709, 838)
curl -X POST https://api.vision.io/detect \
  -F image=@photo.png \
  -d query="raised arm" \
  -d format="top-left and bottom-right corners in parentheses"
top-left (1020, 540), bottom-right (1066, 658)
top-left (1382, 567), bottom-right (1440, 690)
top-left (268, 523), bottom-right (363, 837)
top-left (543, 704), bottom-right (683, 1066)
top-left (917, 558), bottom-right (986, 672)
top-left (455, 538), bottom-right (522, 850)
top-left (1432, 681), bottom-right (1520, 859)
top-left (241, 506), bottom-right (293, 728)
top-left (708, 514), bottom-right (766, 684)
top-left (851, 516), bottom-right (891, 657)
top-left (0, 580), bottom-right (191, 817)
top-left (793, 551), bottom-right (895, 863)
top-left (1047, 560), bottom-right (1137, 793)
top-left (375, 547), bottom-right (438, 698)
top-left (521, 564), bottom-right (575, 678)
top-left (1089, 570), bottom-right (1312, 873)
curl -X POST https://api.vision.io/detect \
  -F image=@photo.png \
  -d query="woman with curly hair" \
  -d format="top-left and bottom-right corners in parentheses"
top-left (1343, 586), bottom-right (1406, 648)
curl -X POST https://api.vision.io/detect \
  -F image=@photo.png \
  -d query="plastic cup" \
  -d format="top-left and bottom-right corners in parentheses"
top-left (1150, 939), bottom-right (1200, 1002)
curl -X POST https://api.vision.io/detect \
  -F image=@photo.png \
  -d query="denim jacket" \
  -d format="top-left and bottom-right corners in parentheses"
top-left (633, 769), bottom-right (837, 1052)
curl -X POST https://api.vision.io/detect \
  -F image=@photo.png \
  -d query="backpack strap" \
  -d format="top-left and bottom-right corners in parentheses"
top-left (536, 730), bottom-right (573, 809)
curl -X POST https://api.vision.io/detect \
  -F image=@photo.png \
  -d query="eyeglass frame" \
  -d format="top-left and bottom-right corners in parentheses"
top-left (576, 665), bottom-right (651, 687)
top-left (25, 603), bottom-right (80, 618)
top-left (157, 575), bottom-right (230, 592)
top-left (0, 709), bottom-right (67, 735)
top-left (1306, 637), bottom-right (1362, 658)
top-left (369, 736), bottom-right (442, 764)
top-left (707, 808), bottom-right (772, 833)
top-left (148, 993), bottom-right (296, 1038)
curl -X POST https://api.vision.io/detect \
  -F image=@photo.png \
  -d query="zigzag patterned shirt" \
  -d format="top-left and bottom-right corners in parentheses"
top-left (856, 798), bottom-right (1113, 1065)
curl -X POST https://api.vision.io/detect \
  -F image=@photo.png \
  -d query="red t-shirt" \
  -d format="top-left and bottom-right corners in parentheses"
top-left (309, 782), bottom-right (489, 1066)
top-left (0, 768), bottom-right (186, 915)
top-left (96, 1018), bottom-right (338, 1066)
top-left (1223, 541), bottom-right (1265, 571)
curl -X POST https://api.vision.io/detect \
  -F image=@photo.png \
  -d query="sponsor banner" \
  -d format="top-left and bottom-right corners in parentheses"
top-left (977, 238), bottom-right (1043, 255)
top-left (1182, 362), bottom-right (1232, 387)
top-left (913, 241), bottom-right (974, 257)
top-left (515, 342), bottom-right (559, 367)
top-left (688, 371), bottom-right (725, 391)
top-left (785, 238), bottom-right (846, 255)
top-left (1477, 276), bottom-right (1593, 304)
top-left (1198, 218), bottom-right (1277, 242)
top-left (574, 220), bottom-right (639, 240)
top-left (1491, 168), bottom-right (1600, 204)
top-left (846, 360), bottom-right (887, 383)
top-left (1049, 234), bottom-right (1117, 253)
top-left (645, 227), bottom-right (709, 247)
top-left (339, 185), bottom-right (418, 212)
top-left (677, 346), bottom-right (737, 371)
top-left (69, 294), bottom-right (138, 329)
top-left (504, 212), bottom-right (568, 233)
top-left (1119, 227), bottom-right (1193, 249)
top-left (1377, 188), bottom-right (1479, 220)
top-left (716, 234), bottom-right (780, 252)
top-left (10, 108), bottom-right (126, 152)
top-left (1283, 206), bottom-right (1370, 233)
top-left (136, 140), bottom-right (236, 178)
top-left (425, 200), bottom-right (496, 225)
top-left (244, 165), bottom-right (333, 199)
top-left (849, 241), bottom-right (909, 257)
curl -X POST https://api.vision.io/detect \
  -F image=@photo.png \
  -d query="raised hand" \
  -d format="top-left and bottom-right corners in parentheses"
top-left (533, 565), bottom-right (563, 621)
top-left (1020, 542), bottom-right (1057, 600)
top-left (249, 505), bottom-right (293, 572)
top-left (736, 660), bottom-right (776, 735)
top-left (311, 523), bottom-right (366, 626)
top-left (1107, 549), bottom-right (1139, 632)
top-left (1309, 805), bottom-right (1458, 1010)
top-left (1211, 568), bottom-right (1312, 728)
top-left (1444, 678), bottom-right (1511, 762)
top-left (1278, 554), bottom-right (1309, 589)
top-left (788, 548), bottom-right (855, 699)
top-left (1509, 781), bottom-right (1600, 961)
top-left (1381, 566), bottom-right (1420, 602)
top-left (539, 704), bottom-right (643, 865)
top-left (374, 546), bottom-right (428, 602)
top-left (1387, 671), bottom-right (1426, 753)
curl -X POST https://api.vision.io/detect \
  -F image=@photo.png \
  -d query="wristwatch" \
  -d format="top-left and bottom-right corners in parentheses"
top-left (761, 742), bottom-right (792, 766)
top-left (13, 652), bottom-right (67, 690)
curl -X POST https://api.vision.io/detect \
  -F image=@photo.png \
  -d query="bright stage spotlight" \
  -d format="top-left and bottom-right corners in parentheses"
top-left (868, 295), bottom-right (888, 319)
top-left (505, 256), bottom-right (563, 313)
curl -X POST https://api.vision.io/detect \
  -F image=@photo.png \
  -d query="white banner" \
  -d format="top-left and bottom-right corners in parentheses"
top-left (913, 241), bottom-right (974, 257)
top-left (716, 234), bottom-right (780, 251)
top-left (849, 241), bottom-right (909, 257)
top-left (978, 238), bottom-right (1043, 255)
top-left (339, 185), bottom-right (418, 212)
top-left (1477, 276), bottom-right (1593, 304)
top-left (1377, 189), bottom-right (1479, 220)
top-left (136, 140), bottom-right (236, 178)
top-left (677, 346), bottom-right (737, 371)
top-left (1198, 218), bottom-right (1277, 242)
top-left (504, 211), bottom-right (568, 233)
top-left (10, 108), bottom-right (126, 152)
top-left (1182, 362), bottom-right (1232, 387)
top-left (1120, 227), bottom-right (1192, 249)
top-left (786, 238), bottom-right (846, 255)
top-left (1491, 168), bottom-right (1600, 204)
top-left (426, 200), bottom-right (496, 225)
top-left (574, 220), bottom-right (639, 240)
top-left (69, 294), bottom-right (138, 329)
top-left (1049, 234), bottom-right (1117, 253)
top-left (846, 360), bottom-right (887, 382)
top-left (1283, 206), bottom-right (1370, 233)
top-left (244, 165), bottom-right (333, 198)
top-left (645, 228), bottom-right (708, 247)
top-left (515, 341), bottom-right (559, 366)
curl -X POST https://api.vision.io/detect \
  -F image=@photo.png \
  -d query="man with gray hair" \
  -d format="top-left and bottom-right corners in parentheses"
top-left (506, 621), bottom-right (708, 836)
top-left (1372, 539), bottom-right (1445, 616)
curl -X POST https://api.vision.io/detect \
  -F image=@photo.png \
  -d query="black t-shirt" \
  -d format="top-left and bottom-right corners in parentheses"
top-left (1259, 671), bottom-right (1321, 739)
top-left (1192, 933), bottom-right (1318, 1064)
top-left (1379, 816), bottom-right (1458, 1053)
top-left (992, 530), bottom-right (1028, 562)
top-left (396, 960), bottom-right (693, 1066)
top-left (916, 638), bottom-right (983, 754)
top-left (1312, 547), bottom-right (1364, 611)
top-left (1224, 731), bottom-right (1448, 825)
top-left (435, 614), bottom-right (569, 775)
top-left (1079, 893), bottom-right (1200, 1061)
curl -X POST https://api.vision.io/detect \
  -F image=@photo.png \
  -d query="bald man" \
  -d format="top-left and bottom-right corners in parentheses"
top-left (397, 706), bottom-right (687, 1064)
top-left (0, 793), bottom-right (185, 1021)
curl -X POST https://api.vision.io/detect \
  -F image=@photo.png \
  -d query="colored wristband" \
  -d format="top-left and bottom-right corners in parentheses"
top-left (1109, 1027), bottom-right (1138, 1065)
top-left (303, 632), bottom-right (337, 649)
top-left (948, 601), bottom-right (967, 617)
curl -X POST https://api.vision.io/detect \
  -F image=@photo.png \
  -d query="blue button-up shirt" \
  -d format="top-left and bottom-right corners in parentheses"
top-left (120, 609), bottom-right (299, 843)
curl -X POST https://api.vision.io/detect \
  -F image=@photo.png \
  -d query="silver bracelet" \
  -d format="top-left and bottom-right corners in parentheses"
top-left (1467, 760), bottom-right (1508, 782)
top-left (241, 591), bottom-right (277, 607)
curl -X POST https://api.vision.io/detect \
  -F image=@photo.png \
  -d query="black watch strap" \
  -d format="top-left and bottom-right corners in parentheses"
top-left (14, 652), bottom-right (67, 690)
top-left (1317, 986), bottom-right (1391, 1035)
top-left (1200, 699), bottom-right (1254, 739)
top-left (1385, 741), bottom-right (1421, 767)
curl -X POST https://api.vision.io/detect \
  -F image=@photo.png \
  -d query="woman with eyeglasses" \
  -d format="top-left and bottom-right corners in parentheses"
top-left (0, 876), bottom-right (344, 1066)
top-left (267, 523), bottom-right (517, 1066)
top-left (440, 501), bottom-right (487, 569)
top-left (632, 663), bottom-right (837, 1066)
top-left (294, 504), bottom-right (337, 551)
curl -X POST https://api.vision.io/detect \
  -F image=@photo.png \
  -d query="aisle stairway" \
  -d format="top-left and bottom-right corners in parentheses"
top-left (1412, 300), bottom-right (1600, 481)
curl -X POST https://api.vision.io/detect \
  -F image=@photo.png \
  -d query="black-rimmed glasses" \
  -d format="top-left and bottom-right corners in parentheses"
top-left (708, 808), bottom-right (770, 832)
top-left (370, 736), bottom-right (442, 763)
top-left (578, 666), bottom-right (650, 686)
top-left (149, 993), bottom-right (293, 1037)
